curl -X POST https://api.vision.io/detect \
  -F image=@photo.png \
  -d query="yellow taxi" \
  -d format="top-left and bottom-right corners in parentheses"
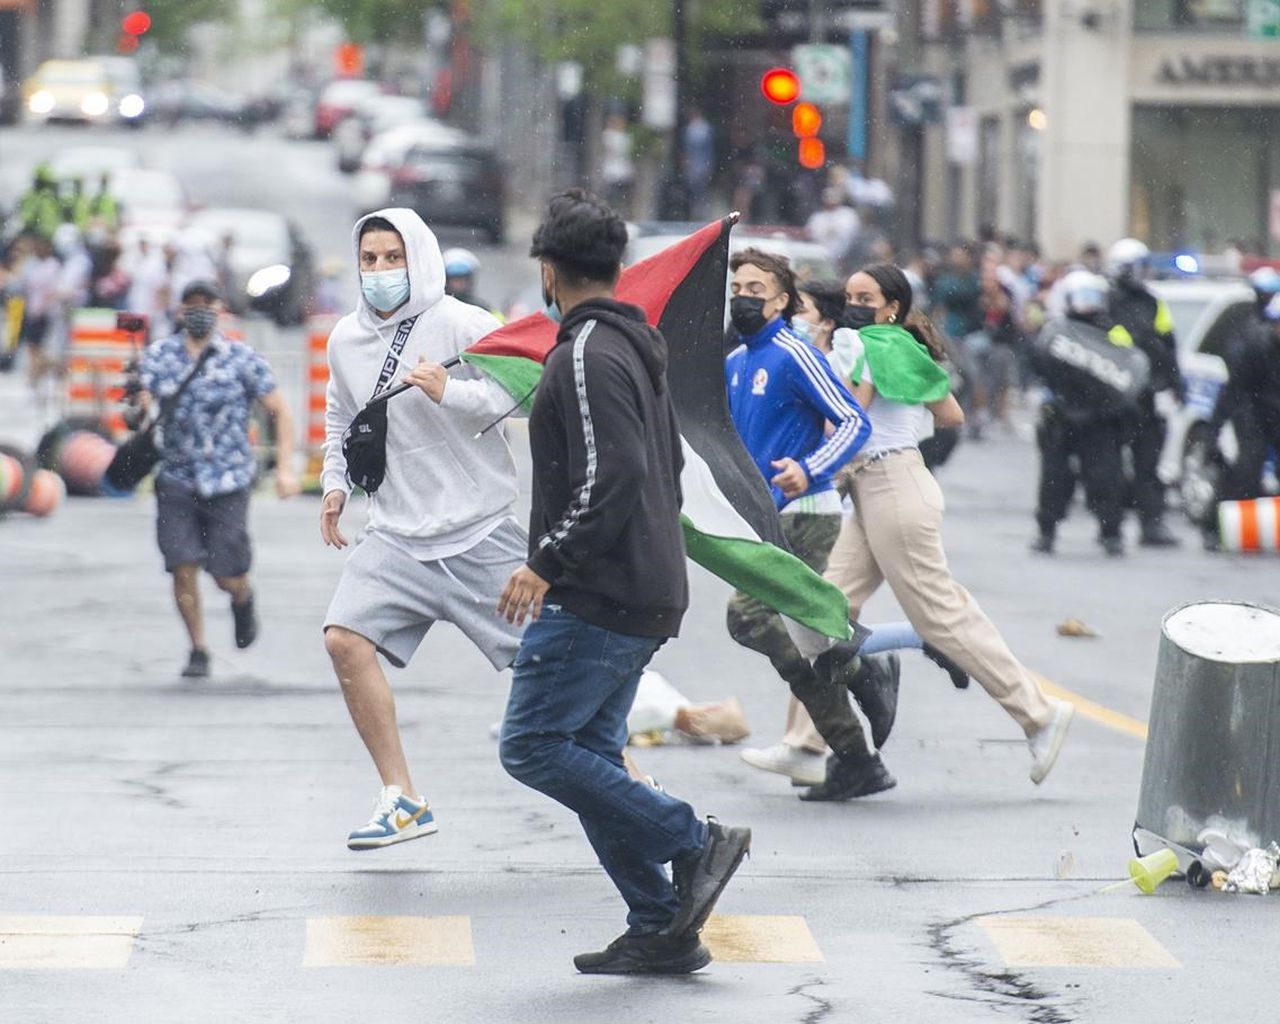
top-left (24, 60), bottom-right (115, 124)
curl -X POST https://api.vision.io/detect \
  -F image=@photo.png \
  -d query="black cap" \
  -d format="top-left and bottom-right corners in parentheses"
top-left (181, 278), bottom-right (223, 303)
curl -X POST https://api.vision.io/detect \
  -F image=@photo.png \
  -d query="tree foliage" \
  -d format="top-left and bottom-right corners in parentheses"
top-left (471, 0), bottom-right (757, 94)
top-left (306, 0), bottom-right (430, 44)
top-left (139, 0), bottom-right (232, 49)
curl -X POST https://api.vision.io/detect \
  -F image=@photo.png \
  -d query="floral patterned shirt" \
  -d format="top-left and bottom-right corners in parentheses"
top-left (139, 333), bottom-right (276, 498)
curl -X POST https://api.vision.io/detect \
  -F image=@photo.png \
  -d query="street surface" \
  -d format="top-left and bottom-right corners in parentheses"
top-left (3, 125), bottom-right (1280, 1023)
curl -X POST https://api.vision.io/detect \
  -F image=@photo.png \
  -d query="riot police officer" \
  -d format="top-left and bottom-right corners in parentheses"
top-left (1203, 271), bottom-right (1280, 549)
top-left (1031, 272), bottom-right (1147, 557)
top-left (1105, 238), bottom-right (1181, 547)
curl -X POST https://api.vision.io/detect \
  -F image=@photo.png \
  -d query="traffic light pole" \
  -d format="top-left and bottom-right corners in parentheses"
top-left (661, 0), bottom-right (690, 219)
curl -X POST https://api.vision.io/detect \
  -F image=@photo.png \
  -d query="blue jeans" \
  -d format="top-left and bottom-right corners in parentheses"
top-left (499, 608), bottom-right (708, 933)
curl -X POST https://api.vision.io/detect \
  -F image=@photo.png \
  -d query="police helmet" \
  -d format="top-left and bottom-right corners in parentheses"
top-left (1104, 238), bottom-right (1150, 281)
top-left (1061, 271), bottom-right (1110, 318)
top-left (1248, 266), bottom-right (1280, 302)
top-left (443, 248), bottom-right (480, 279)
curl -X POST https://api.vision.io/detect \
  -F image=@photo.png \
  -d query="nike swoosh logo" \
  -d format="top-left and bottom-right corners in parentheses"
top-left (393, 807), bottom-right (427, 830)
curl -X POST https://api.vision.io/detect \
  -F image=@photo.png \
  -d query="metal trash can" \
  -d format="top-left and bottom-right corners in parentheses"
top-left (1134, 601), bottom-right (1280, 866)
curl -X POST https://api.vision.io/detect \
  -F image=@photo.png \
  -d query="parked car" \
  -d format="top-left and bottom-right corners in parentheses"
top-left (187, 207), bottom-right (315, 326)
top-left (149, 80), bottom-right (254, 129)
top-left (91, 56), bottom-right (146, 127)
top-left (353, 120), bottom-right (469, 211)
top-left (334, 95), bottom-right (429, 173)
top-left (314, 78), bottom-right (381, 138)
top-left (23, 59), bottom-right (115, 125)
top-left (108, 168), bottom-right (190, 236)
top-left (1149, 277), bottom-right (1259, 522)
top-left (387, 141), bottom-right (506, 243)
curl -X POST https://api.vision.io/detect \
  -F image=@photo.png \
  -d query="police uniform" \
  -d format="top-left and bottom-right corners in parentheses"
top-left (1033, 318), bottom-right (1140, 552)
top-left (1108, 281), bottom-right (1181, 542)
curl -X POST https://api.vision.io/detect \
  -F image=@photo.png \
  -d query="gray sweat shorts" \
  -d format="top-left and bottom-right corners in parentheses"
top-left (323, 519), bottom-right (528, 670)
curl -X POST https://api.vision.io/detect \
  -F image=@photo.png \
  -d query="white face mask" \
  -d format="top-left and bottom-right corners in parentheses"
top-left (361, 268), bottom-right (410, 312)
top-left (790, 317), bottom-right (820, 344)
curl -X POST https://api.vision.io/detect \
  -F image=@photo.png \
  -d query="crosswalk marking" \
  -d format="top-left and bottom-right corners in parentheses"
top-left (978, 916), bottom-right (1181, 968)
top-left (303, 916), bottom-right (475, 967)
top-left (702, 915), bottom-right (824, 963)
top-left (0, 916), bottom-right (142, 969)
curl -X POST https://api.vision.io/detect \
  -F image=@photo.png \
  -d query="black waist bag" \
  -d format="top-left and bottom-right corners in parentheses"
top-left (341, 401), bottom-right (389, 494)
top-left (340, 313), bottom-right (418, 496)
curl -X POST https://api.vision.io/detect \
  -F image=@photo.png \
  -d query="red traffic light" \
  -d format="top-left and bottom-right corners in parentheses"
top-left (760, 68), bottom-right (801, 105)
top-left (792, 102), bottom-right (822, 138)
top-left (122, 11), bottom-right (151, 36)
top-left (798, 137), bottom-right (826, 170)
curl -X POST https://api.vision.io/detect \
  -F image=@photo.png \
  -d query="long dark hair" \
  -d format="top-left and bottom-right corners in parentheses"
top-left (859, 262), bottom-right (947, 364)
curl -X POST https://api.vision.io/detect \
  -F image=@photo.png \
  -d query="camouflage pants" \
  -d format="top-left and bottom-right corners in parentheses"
top-left (726, 512), bottom-right (871, 760)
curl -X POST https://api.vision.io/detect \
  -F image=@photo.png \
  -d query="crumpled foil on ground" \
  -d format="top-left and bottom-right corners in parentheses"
top-left (1224, 843), bottom-right (1280, 895)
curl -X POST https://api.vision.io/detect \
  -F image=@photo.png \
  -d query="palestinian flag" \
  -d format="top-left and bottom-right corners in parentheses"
top-left (459, 217), bottom-right (853, 640)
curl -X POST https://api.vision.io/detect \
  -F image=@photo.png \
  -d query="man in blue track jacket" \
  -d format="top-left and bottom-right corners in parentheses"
top-left (724, 247), bottom-right (899, 801)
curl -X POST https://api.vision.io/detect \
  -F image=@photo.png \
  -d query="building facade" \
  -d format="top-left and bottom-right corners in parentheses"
top-left (894, 0), bottom-right (1280, 259)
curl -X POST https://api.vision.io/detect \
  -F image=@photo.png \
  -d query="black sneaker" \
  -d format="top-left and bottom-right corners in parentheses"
top-left (232, 592), bottom-right (258, 649)
top-left (1139, 521), bottom-right (1180, 548)
top-left (922, 643), bottom-right (969, 689)
top-left (844, 653), bottom-right (900, 749)
top-left (665, 818), bottom-right (751, 939)
top-left (799, 752), bottom-right (897, 802)
top-left (1100, 535), bottom-right (1125, 558)
top-left (1029, 533), bottom-right (1054, 554)
top-left (574, 930), bottom-right (712, 975)
top-left (181, 648), bottom-right (210, 678)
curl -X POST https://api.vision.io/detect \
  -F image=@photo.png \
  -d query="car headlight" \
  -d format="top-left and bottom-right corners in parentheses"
top-left (81, 92), bottom-right (110, 116)
top-left (246, 264), bottom-right (292, 298)
top-left (118, 94), bottom-right (145, 119)
top-left (29, 90), bottom-right (55, 114)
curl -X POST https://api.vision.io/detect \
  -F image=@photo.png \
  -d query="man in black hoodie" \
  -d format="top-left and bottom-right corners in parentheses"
top-left (497, 190), bottom-right (751, 975)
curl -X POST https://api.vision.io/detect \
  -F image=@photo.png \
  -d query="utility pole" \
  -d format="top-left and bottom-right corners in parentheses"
top-left (664, 0), bottom-right (690, 219)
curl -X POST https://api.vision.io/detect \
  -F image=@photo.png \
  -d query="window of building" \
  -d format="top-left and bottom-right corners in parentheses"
top-left (1134, 0), bottom-right (1245, 31)
top-left (1130, 105), bottom-right (1280, 256)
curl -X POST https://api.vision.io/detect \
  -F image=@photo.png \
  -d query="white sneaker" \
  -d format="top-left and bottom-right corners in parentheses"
top-left (1028, 701), bottom-right (1074, 785)
top-left (740, 743), bottom-right (827, 786)
top-left (347, 785), bottom-right (438, 850)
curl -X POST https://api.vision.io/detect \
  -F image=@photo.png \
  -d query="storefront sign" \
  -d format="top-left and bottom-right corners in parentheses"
top-left (1158, 54), bottom-right (1280, 86)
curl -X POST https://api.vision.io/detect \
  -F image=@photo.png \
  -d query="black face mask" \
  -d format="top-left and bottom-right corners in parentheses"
top-left (730, 295), bottom-right (770, 337)
top-left (844, 304), bottom-right (878, 330)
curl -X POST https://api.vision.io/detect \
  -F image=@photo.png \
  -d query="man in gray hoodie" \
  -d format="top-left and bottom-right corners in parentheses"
top-left (320, 209), bottom-right (525, 850)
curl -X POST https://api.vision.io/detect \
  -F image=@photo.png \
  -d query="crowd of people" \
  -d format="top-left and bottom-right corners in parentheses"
top-left (6, 140), bottom-right (1277, 975)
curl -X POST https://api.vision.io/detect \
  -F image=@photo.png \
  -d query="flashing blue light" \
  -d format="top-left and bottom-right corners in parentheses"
top-left (1174, 253), bottom-right (1200, 275)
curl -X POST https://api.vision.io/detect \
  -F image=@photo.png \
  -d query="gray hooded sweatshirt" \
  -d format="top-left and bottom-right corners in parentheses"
top-left (322, 208), bottom-right (518, 560)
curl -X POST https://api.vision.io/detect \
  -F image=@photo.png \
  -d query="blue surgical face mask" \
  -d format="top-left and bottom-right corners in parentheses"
top-left (790, 317), bottom-right (819, 344)
top-left (361, 268), bottom-right (410, 312)
top-left (541, 273), bottom-right (562, 324)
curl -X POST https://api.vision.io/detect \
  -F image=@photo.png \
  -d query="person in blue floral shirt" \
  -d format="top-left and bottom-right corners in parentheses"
top-left (139, 279), bottom-right (300, 678)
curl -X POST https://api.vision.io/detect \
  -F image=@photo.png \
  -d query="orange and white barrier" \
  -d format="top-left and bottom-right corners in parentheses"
top-left (302, 315), bottom-right (338, 491)
top-left (67, 308), bottom-right (139, 439)
top-left (1218, 497), bottom-right (1280, 553)
top-left (0, 448), bottom-right (63, 518)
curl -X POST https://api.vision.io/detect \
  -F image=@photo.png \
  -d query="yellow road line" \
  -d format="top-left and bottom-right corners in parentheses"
top-left (702, 915), bottom-right (824, 963)
top-left (978, 915), bottom-right (1180, 968)
top-left (1031, 672), bottom-right (1149, 742)
top-left (303, 916), bottom-right (475, 967)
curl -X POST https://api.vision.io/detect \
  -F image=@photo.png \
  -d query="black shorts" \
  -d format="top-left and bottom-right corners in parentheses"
top-left (155, 476), bottom-right (252, 578)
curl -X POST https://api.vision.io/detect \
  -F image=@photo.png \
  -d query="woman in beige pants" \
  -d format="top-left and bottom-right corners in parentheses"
top-left (805, 263), bottom-right (1073, 800)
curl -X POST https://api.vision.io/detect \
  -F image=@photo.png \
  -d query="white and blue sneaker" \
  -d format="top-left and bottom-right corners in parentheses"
top-left (347, 785), bottom-right (438, 850)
